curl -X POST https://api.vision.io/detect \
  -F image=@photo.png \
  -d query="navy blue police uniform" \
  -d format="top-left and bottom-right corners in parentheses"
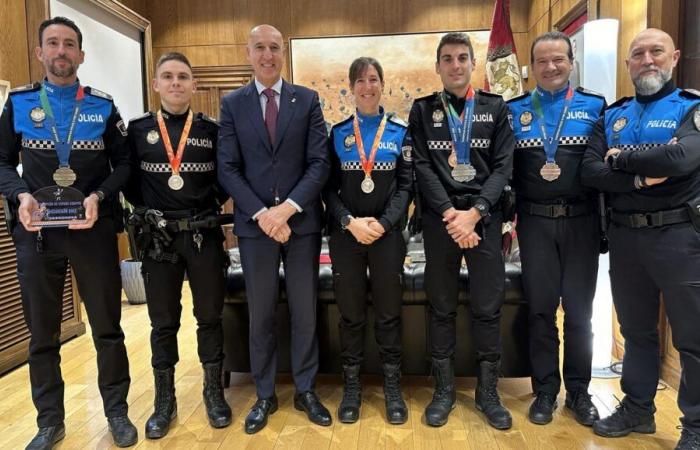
top-left (508, 85), bottom-right (606, 401)
top-left (324, 109), bottom-right (413, 367)
top-left (582, 81), bottom-right (700, 434)
top-left (0, 80), bottom-right (131, 428)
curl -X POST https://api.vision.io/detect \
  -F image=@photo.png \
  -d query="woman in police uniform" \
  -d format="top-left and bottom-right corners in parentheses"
top-left (324, 57), bottom-right (413, 425)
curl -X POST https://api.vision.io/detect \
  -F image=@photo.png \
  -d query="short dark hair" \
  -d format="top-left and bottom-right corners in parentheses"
top-left (39, 16), bottom-right (83, 50)
top-left (530, 31), bottom-right (573, 64)
top-left (436, 32), bottom-right (475, 62)
top-left (348, 57), bottom-right (384, 86)
top-left (155, 52), bottom-right (193, 74)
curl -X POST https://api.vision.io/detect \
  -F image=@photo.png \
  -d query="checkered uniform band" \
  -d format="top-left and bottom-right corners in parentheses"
top-left (21, 139), bottom-right (105, 151)
top-left (341, 161), bottom-right (396, 171)
top-left (427, 139), bottom-right (491, 151)
top-left (140, 161), bottom-right (215, 173)
top-left (515, 136), bottom-right (590, 149)
top-left (617, 143), bottom-right (663, 152)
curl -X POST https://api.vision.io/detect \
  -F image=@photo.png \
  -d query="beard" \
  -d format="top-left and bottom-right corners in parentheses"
top-left (633, 65), bottom-right (672, 95)
top-left (48, 58), bottom-right (77, 79)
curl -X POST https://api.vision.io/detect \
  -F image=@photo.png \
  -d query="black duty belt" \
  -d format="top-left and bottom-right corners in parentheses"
top-left (519, 200), bottom-right (595, 218)
top-left (610, 207), bottom-right (690, 229)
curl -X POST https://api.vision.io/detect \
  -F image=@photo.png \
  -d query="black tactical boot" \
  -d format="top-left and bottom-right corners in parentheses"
top-left (203, 362), bottom-right (232, 428)
top-left (383, 362), bottom-right (408, 425)
top-left (338, 364), bottom-right (362, 423)
top-left (528, 391), bottom-right (558, 425)
top-left (145, 367), bottom-right (177, 439)
top-left (108, 416), bottom-right (138, 447)
top-left (475, 360), bottom-right (512, 430)
top-left (593, 398), bottom-right (655, 438)
top-left (424, 357), bottom-right (456, 427)
top-left (676, 428), bottom-right (700, 450)
top-left (566, 390), bottom-right (599, 426)
top-left (25, 423), bottom-right (65, 450)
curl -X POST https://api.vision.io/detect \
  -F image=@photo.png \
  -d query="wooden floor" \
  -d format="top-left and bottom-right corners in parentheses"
top-left (0, 283), bottom-right (684, 449)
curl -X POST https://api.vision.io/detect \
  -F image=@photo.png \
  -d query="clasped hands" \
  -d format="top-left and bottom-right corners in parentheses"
top-left (347, 217), bottom-right (385, 245)
top-left (257, 202), bottom-right (296, 243)
top-left (443, 207), bottom-right (482, 249)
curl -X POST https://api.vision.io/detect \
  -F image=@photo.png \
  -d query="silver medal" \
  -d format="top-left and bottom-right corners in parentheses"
top-left (361, 177), bottom-right (375, 194)
top-left (540, 162), bottom-right (562, 181)
top-left (451, 163), bottom-right (476, 182)
top-left (168, 174), bottom-right (184, 190)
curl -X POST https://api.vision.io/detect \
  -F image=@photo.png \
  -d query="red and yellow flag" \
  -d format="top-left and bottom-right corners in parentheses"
top-left (484, 0), bottom-right (523, 100)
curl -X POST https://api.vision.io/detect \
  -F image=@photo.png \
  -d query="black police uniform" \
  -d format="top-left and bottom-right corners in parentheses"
top-left (410, 89), bottom-right (514, 362)
top-left (507, 85), bottom-right (606, 398)
top-left (125, 108), bottom-right (229, 370)
top-left (582, 81), bottom-right (700, 434)
top-left (0, 81), bottom-right (131, 428)
top-left (324, 109), bottom-right (413, 366)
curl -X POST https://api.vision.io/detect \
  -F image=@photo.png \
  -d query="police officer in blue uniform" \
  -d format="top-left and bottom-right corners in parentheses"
top-left (409, 33), bottom-right (514, 429)
top-left (0, 17), bottom-right (136, 449)
top-left (582, 29), bottom-right (700, 450)
top-left (324, 57), bottom-right (413, 425)
top-left (124, 52), bottom-right (232, 439)
top-left (507, 31), bottom-right (605, 427)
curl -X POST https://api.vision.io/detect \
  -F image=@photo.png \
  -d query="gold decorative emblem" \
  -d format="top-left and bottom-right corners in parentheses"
top-left (613, 117), bottom-right (628, 133)
top-left (146, 130), bottom-right (160, 144)
top-left (520, 111), bottom-right (532, 126)
top-left (30, 107), bottom-right (46, 123)
top-left (432, 109), bottom-right (445, 123)
top-left (344, 134), bottom-right (355, 148)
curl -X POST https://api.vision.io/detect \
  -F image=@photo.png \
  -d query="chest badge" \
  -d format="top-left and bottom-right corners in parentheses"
top-left (146, 130), bottom-right (160, 145)
top-left (344, 134), bottom-right (355, 149)
top-left (694, 108), bottom-right (700, 131)
top-left (432, 109), bottom-right (445, 124)
top-left (30, 107), bottom-right (46, 127)
top-left (519, 111), bottom-right (532, 126)
top-left (613, 117), bottom-right (628, 132)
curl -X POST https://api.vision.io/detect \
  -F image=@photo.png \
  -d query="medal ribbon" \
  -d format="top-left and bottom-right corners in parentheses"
top-left (352, 113), bottom-right (388, 179)
top-left (440, 85), bottom-right (475, 165)
top-left (39, 84), bottom-right (84, 167)
top-left (156, 109), bottom-right (193, 176)
top-left (531, 86), bottom-right (573, 163)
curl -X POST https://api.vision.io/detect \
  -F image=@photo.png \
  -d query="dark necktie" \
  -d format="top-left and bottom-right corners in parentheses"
top-left (263, 88), bottom-right (277, 144)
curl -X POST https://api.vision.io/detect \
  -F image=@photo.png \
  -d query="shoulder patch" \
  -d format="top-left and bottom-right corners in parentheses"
top-left (388, 114), bottom-right (408, 127)
top-left (197, 112), bottom-right (219, 126)
top-left (128, 111), bottom-right (154, 125)
top-left (84, 86), bottom-right (113, 101)
top-left (576, 86), bottom-right (606, 99)
top-left (681, 89), bottom-right (700, 100)
top-left (607, 96), bottom-right (633, 110)
top-left (9, 83), bottom-right (40, 95)
top-left (505, 91), bottom-right (530, 104)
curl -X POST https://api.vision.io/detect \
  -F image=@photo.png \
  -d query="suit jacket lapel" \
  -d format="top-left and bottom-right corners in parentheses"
top-left (244, 81), bottom-right (273, 152)
top-left (273, 81), bottom-right (297, 153)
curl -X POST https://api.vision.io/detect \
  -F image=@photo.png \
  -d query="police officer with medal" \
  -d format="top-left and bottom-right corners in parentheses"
top-left (507, 32), bottom-right (606, 427)
top-left (124, 52), bottom-right (232, 439)
top-left (324, 57), bottom-right (413, 425)
top-left (582, 29), bottom-right (700, 449)
top-left (409, 32), bottom-right (515, 429)
top-left (0, 17), bottom-right (136, 449)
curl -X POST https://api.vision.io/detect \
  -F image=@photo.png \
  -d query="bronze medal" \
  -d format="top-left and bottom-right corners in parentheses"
top-left (448, 150), bottom-right (457, 168)
top-left (540, 162), bottom-right (562, 181)
top-left (53, 166), bottom-right (77, 187)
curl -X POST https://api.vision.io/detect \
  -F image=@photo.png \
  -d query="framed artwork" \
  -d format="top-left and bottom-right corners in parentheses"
top-left (0, 80), bottom-right (10, 116)
top-left (290, 30), bottom-right (491, 126)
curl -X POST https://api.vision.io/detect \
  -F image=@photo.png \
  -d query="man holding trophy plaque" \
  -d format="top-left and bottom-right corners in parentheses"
top-left (0, 16), bottom-right (136, 449)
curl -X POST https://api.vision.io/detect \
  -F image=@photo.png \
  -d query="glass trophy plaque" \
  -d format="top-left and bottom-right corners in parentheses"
top-left (30, 185), bottom-right (86, 227)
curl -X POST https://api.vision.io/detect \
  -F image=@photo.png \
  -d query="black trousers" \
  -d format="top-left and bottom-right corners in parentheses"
top-left (141, 228), bottom-right (228, 370)
top-left (12, 217), bottom-right (130, 427)
top-left (328, 228), bottom-right (406, 366)
top-left (608, 222), bottom-right (700, 432)
top-left (238, 232), bottom-right (321, 399)
top-left (422, 209), bottom-right (504, 361)
top-left (517, 212), bottom-right (599, 395)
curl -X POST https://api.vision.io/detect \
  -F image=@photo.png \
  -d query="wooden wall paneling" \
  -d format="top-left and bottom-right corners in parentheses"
top-left (0, 0), bottom-right (31, 86)
top-left (232, 0), bottom-right (292, 43)
top-left (25, 0), bottom-right (51, 84)
top-left (616, 0), bottom-right (647, 98)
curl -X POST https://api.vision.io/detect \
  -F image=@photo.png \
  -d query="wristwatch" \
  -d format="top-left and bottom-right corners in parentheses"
top-left (340, 214), bottom-right (354, 230)
top-left (474, 202), bottom-right (489, 217)
top-left (90, 190), bottom-right (106, 202)
top-left (606, 152), bottom-right (620, 169)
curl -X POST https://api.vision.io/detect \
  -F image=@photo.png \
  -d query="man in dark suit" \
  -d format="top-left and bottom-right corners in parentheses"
top-left (217, 24), bottom-right (331, 434)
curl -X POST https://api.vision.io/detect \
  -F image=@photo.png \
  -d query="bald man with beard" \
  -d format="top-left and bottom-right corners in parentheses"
top-left (582, 28), bottom-right (700, 449)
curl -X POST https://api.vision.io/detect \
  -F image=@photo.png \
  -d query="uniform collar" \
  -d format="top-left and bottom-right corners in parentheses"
top-left (356, 106), bottom-right (384, 125)
top-left (635, 80), bottom-right (676, 104)
top-left (160, 106), bottom-right (191, 121)
top-left (534, 82), bottom-right (571, 102)
top-left (42, 78), bottom-right (80, 97)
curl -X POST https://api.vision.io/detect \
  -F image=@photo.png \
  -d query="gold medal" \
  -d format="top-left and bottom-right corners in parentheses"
top-left (147, 129), bottom-right (160, 144)
top-left (53, 166), bottom-right (77, 187)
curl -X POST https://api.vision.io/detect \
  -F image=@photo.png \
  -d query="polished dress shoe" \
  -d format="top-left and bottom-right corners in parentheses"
top-left (294, 391), bottom-right (332, 426)
top-left (108, 415), bottom-right (138, 447)
top-left (245, 396), bottom-right (278, 434)
top-left (25, 423), bottom-right (65, 450)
